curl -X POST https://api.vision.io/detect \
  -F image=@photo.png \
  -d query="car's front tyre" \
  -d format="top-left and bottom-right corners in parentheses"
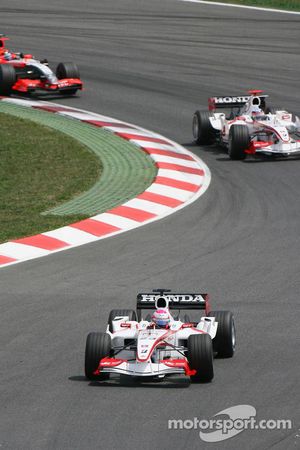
top-left (85, 332), bottom-right (111, 380)
top-left (228, 125), bottom-right (249, 160)
top-left (187, 334), bottom-right (214, 383)
top-left (0, 65), bottom-right (16, 96)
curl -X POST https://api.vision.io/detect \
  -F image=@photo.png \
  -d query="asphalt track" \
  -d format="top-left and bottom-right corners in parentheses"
top-left (0, 1), bottom-right (300, 449)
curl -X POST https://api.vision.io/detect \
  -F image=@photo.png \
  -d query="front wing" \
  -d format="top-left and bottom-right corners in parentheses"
top-left (94, 357), bottom-right (196, 377)
top-left (246, 140), bottom-right (300, 156)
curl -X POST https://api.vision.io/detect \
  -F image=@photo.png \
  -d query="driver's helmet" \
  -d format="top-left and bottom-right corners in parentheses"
top-left (4, 51), bottom-right (12, 60)
top-left (251, 97), bottom-right (263, 117)
top-left (252, 107), bottom-right (263, 117)
top-left (152, 308), bottom-right (171, 328)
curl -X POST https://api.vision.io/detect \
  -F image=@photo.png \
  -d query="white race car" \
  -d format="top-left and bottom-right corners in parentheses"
top-left (193, 90), bottom-right (300, 160)
top-left (84, 289), bottom-right (236, 383)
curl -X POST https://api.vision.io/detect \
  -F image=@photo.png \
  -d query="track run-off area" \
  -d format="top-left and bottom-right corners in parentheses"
top-left (0, 1), bottom-right (299, 449)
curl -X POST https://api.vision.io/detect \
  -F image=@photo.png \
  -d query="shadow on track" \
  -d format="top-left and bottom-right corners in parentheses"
top-left (69, 375), bottom-right (191, 389)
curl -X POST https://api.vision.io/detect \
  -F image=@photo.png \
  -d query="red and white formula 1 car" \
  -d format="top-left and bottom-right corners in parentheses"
top-left (193, 90), bottom-right (300, 160)
top-left (0, 35), bottom-right (82, 96)
top-left (84, 289), bottom-right (236, 383)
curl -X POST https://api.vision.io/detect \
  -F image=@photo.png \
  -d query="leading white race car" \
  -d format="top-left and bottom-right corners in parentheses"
top-left (193, 90), bottom-right (300, 160)
top-left (84, 289), bottom-right (236, 383)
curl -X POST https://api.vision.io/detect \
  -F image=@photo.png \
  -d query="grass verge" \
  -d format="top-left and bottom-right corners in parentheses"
top-left (205, 0), bottom-right (300, 11)
top-left (0, 112), bottom-right (101, 243)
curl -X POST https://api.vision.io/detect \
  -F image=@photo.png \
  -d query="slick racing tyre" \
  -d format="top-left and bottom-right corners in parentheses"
top-left (0, 64), bottom-right (16, 96)
top-left (108, 309), bottom-right (137, 333)
top-left (56, 62), bottom-right (80, 79)
top-left (187, 334), bottom-right (214, 383)
top-left (208, 311), bottom-right (236, 358)
top-left (193, 111), bottom-right (216, 145)
top-left (228, 125), bottom-right (249, 160)
top-left (264, 106), bottom-right (283, 114)
top-left (85, 332), bottom-right (111, 380)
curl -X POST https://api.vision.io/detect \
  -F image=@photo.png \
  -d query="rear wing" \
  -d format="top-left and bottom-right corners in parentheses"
top-left (136, 289), bottom-right (211, 319)
top-left (208, 94), bottom-right (268, 111)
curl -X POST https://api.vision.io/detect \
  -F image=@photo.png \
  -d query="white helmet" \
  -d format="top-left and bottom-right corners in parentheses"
top-left (152, 308), bottom-right (171, 328)
top-left (4, 51), bottom-right (12, 60)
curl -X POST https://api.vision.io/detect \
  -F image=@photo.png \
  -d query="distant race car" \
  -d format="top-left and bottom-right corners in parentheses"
top-left (192, 90), bottom-right (300, 160)
top-left (0, 34), bottom-right (82, 96)
top-left (84, 289), bottom-right (236, 383)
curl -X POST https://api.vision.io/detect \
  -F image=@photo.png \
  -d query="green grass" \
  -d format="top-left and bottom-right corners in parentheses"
top-left (206, 0), bottom-right (300, 11)
top-left (0, 112), bottom-right (101, 243)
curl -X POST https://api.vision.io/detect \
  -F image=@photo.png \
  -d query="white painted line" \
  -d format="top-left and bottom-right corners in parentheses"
top-left (57, 111), bottom-right (110, 121)
top-left (124, 198), bottom-right (172, 215)
top-left (157, 169), bottom-right (203, 184)
top-left (179, 0), bottom-right (300, 15)
top-left (0, 242), bottom-right (50, 259)
top-left (92, 213), bottom-right (139, 229)
top-left (130, 141), bottom-right (179, 151)
top-left (2, 98), bottom-right (53, 107)
top-left (101, 126), bottom-right (150, 135)
top-left (44, 227), bottom-right (99, 245)
top-left (149, 153), bottom-right (201, 168)
top-left (146, 184), bottom-right (192, 201)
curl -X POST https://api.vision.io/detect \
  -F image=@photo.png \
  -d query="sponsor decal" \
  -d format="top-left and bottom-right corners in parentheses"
top-left (139, 294), bottom-right (206, 303)
top-left (213, 96), bottom-right (250, 104)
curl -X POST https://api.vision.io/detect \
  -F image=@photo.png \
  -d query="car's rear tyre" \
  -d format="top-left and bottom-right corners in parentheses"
top-left (0, 65), bottom-right (16, 96)
top-left (56, 62), bottom-right (80, 79)
top-left (193, 111), bottom-right (216, 145)
top-left (265, 106), bottom-right (284, 114)
top-left (85, 332), bottom-right (111, 380)
top-left (228, 125), bottom-right (249, 160)
top-left (108, 309), bottom-right (137, 333)
top-left (208, 311), bottom-right (236, 358)
top-left (187, 334), bottom-right (214, 383)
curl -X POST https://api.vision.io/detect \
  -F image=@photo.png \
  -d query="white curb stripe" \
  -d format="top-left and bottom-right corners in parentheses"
top-left (149, 153), bottom-right (201, 168)
top-left (0, 98), bottom-right (211, 268)
top-left (156, 169), bottom-right (203, 184)
top-left (124, 198), bottom-right (172, 215)
top-left (179, 0), bottom-right (300, 15)
top-left (43, 227), bottom-right (99, 245)
top-left (129, 141), bottom-right (179, 151)
top-left (146, 184), bottom-right (192, 201)
top-left (92, 213), bottom-right (139, 229)
top-left (0, 242), bottom-right (50, 259)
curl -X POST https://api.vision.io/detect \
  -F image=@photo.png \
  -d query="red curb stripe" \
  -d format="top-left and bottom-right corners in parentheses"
top-left (32, 106), bottom-right (74, 113)
top-left (155, 176), bottom-right (200, 192)
top-left (137, 191), bottom-right (183, 207)
top-left (115, 133), bottom-right (170, 145)
top-left (108, 205), bottom-right (156, 222)
top-left (143, 148), bottom-right (194, 161)
top-left (83, 120), bottom-right (138, 129)
top-left (71, 219), bottom-right (120, 236)
top-left (13, 234), bottom-right (69, 250)
top-left (156, 162), bottom-right (204, 175)
top-left (0, 255), bottom-right (17, 265)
